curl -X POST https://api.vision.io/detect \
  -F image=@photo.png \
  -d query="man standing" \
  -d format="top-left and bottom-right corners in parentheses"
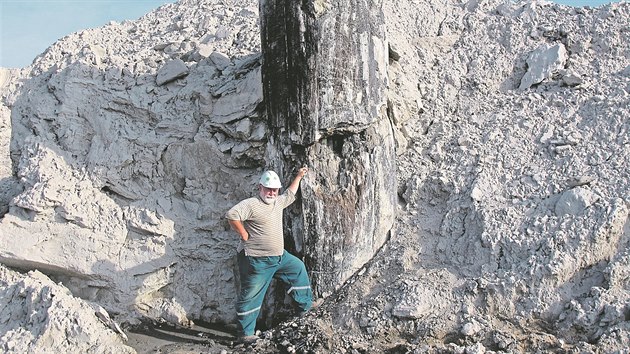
top-left (226, 167), bottom-right (313, 343)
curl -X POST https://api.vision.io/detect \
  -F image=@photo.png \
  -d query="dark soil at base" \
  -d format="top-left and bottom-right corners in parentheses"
top-left (126, 320), bottom-right (239, 353)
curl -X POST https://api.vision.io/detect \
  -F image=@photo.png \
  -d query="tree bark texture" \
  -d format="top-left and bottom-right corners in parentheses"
top-left (260, 0), bottom-right (396, 296)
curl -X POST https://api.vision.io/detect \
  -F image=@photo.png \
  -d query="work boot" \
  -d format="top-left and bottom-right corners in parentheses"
top-left (312, 297), bottom-right (324, 309)
top-left (298, 298), bottom-right (324, 317)
top-left (238, 334), bottom-right (259, 345)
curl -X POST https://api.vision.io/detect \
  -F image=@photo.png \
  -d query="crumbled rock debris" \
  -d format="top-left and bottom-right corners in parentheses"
top-left (1, 0), bottom-right (628, 353)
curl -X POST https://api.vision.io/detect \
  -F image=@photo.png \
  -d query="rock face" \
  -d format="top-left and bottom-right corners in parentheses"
top-left (0, 265), bottom-right (134, 353)
top-left (0, 0), bottom-right (629, 353)
top-left (1, 0), bottom-right (264, 327)
top-left (0, 68), bottom-right (22, 217)
top-left (259, 0), bottom-right (395, 295)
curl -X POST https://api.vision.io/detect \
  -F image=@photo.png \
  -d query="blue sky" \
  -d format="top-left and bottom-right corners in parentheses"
top-left (0, 0), bottom-right (623, 68)
top-left (0, 0), bottom-right (176, 68)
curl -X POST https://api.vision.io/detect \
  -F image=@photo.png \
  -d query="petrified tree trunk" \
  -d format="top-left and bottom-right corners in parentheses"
top-left (260, 0), bottom-right (396, 296)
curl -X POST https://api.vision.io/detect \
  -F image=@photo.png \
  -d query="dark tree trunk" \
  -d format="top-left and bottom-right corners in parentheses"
top-left (259, 0), bottom-right (396, 296)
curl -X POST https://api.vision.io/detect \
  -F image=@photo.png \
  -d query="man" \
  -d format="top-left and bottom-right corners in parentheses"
top-left (226, 167), bottom-right (313, 343)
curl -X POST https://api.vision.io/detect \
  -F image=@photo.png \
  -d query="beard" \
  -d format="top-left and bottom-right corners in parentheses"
top-left (260, 193), bottom-right (277, 205)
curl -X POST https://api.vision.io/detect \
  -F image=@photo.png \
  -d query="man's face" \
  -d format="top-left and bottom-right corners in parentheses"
top-left (259, 185), bottom-right (279, 204)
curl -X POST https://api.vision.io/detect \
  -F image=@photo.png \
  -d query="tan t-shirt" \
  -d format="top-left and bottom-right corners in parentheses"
top-left (225, 190), bottom-right (296, 256)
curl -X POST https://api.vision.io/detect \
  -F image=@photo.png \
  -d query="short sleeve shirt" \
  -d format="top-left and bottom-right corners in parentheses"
top-left (225, 190), bottom-right (296, 256)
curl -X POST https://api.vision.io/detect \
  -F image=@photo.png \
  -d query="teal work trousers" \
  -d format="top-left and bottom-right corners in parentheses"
top-left (236, 250), bottom-right (313, 336)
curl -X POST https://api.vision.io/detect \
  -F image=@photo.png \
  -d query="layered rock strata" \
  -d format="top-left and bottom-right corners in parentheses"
top-left (0, 0), bottom-right (264, 327)
top-left (0, 0), bottom-right (628, 352)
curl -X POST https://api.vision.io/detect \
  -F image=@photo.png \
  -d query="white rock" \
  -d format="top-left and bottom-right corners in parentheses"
top-left (0, 1), bottom-right (628, 353)
top-left (555, 187), bottom-right (599, 216)
top-left (519, 43), bottom-right (568, 90)
top-left (156, 58), bottom-right (189, 85)
top-left (461, 321), bottom-right (482, 336)
top-left (209, 51), bottom-right (231, 70)
top-left (0, 265), bottom-right (135, 353)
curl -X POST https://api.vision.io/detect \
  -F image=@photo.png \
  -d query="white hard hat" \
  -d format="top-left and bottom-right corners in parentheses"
top-left (259, 170), bottom-right (282, 188)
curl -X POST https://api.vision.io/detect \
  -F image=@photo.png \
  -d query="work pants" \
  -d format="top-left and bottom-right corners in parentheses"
top-left (236, 250), bottom-right (313, 336)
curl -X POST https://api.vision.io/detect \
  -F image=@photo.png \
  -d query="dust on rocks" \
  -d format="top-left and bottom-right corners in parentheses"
top-left (0, 0), bottom-right (628, 353)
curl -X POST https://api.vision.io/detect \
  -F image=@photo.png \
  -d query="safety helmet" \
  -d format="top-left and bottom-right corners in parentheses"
top-left (259, 170), bottom-right (282, 188)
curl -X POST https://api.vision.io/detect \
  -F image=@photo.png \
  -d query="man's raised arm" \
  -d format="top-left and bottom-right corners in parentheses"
top-left (287, 166), bottom-right (309, 195)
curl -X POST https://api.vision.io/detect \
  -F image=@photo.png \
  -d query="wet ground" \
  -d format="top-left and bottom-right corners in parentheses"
top-left (124, 305), bottom-right (317, 353)
top-left (126, 321), bottom-right (239, 353)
